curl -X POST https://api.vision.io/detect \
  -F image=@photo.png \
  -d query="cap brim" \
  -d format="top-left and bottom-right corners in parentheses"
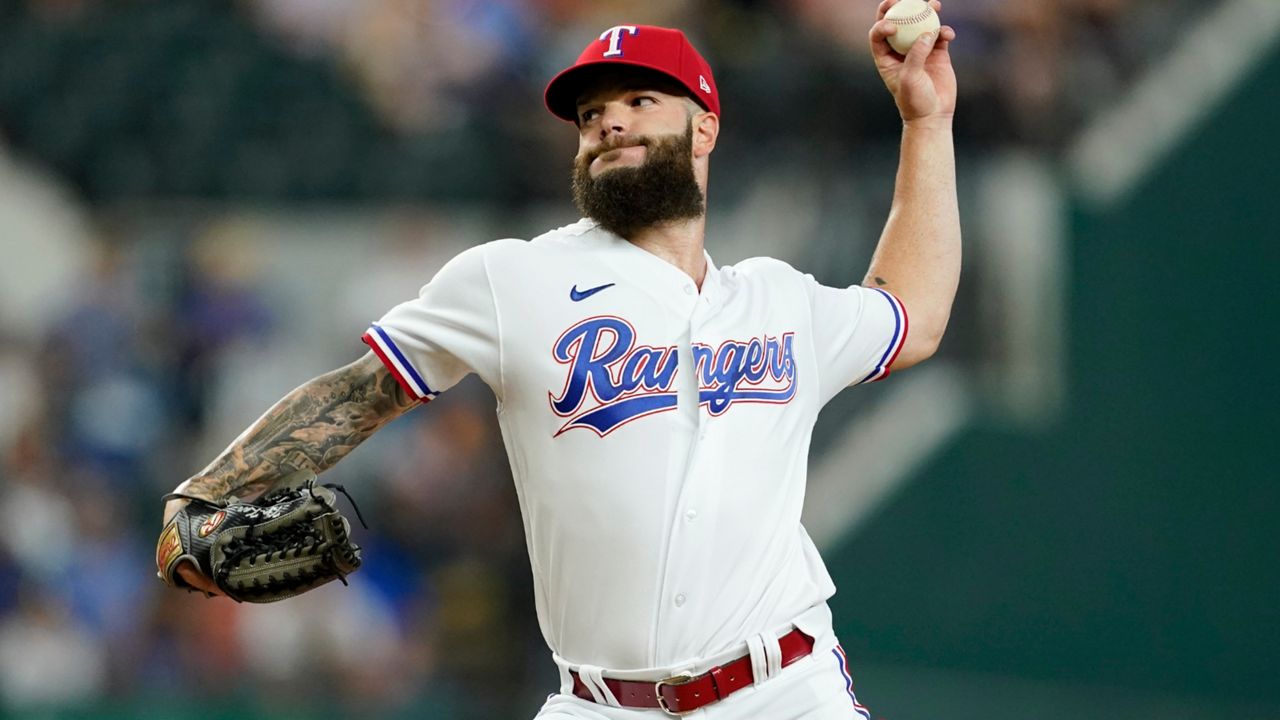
top-left (544, 59), bottom-right (706, 123)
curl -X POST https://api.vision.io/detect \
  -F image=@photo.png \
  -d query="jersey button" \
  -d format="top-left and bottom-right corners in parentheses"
top-left (683, 284), bottom-right (695, 295)
top-left (674, 593), bottom-right (687, 607)
top-left (685, 509), bottom-right (698, 522)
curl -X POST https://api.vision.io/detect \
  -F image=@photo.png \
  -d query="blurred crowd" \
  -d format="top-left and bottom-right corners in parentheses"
top-left (0, 213), bottom-right (548, 717)
top-left (0, 0), bottom-right (1218, 717)
top-left (0, 0), bottom-right (1207, 203)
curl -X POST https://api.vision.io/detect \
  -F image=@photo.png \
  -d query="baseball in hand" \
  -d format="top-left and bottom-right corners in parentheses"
top-left (884, 0), bottom-right (941, 55)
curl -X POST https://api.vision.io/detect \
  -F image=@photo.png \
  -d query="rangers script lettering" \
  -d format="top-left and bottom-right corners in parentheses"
top-left (549, 316), bottom-right (796, 436)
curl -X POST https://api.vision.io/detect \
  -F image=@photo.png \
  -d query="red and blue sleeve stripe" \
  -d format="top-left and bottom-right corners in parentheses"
top-left (361, 324), bottom-right (437, 402)
top-left (856, 288), bottom-right (908, 385)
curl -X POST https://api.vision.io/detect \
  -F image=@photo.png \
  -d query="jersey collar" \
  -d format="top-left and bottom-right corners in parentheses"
top-left (699, 250), bottom-right (721, 307)
top-left (584, 219), bottom-right (721, 305)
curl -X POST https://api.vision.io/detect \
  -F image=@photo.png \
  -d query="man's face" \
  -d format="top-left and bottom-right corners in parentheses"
top-left (570, 84), bottom-right (705, 239)
top-left (574, 85), bottom-right (693, 175)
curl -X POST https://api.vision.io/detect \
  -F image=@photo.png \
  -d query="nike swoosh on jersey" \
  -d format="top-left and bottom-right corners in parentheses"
top-left (569, 283), bottom-right (616, 302)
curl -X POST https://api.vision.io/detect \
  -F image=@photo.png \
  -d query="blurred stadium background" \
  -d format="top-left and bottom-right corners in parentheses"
top-left (1, 0), bottom-right (1277, 717)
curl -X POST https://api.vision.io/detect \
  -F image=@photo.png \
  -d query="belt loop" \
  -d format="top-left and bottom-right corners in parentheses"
top-left (764, 632), bottom-right (784, 679)
top-left (577, 664), bottom-right (620, 707)
top-left (746, 633), bottom-right (768, 685)
top-left (747, 631), bottom-right (784, 686)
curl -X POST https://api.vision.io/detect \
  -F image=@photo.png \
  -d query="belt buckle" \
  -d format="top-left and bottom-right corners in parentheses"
top-left (654, 672), bottom-right (698, 716)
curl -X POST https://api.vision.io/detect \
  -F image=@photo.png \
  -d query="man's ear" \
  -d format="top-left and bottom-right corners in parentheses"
top-left (692, 112), bottom-right (719, 158)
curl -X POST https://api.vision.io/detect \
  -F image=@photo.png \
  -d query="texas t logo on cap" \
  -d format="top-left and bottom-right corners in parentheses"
top-left (544, 24), bottom-right (720, 122)
top-left (600, 25), bottom-right (638, 57)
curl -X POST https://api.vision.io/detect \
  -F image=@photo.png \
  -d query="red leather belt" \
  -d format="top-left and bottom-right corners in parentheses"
top-left (570, 628), bottom-right (815, 716)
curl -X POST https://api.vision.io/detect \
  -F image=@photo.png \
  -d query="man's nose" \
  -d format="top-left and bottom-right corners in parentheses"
top-left (598, 103), bottom-right (628, 140)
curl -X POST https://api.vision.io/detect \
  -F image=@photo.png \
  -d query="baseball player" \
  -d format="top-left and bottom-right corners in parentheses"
top-left (162, 3), bottom-right (959, 717)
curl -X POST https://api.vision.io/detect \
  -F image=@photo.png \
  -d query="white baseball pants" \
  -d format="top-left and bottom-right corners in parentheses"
top-left (534, 638), bottom-right (873, 719)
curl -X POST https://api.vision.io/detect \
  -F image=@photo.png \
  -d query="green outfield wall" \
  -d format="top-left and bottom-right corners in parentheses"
top-left (827, 42), bottom-right (1280, 716)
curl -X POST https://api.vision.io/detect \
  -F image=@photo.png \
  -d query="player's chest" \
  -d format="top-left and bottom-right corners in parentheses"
top-left (496, 271), bottom-right (809, 435)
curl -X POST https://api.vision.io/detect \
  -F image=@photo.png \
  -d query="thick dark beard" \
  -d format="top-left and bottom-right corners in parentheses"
top-left (571, 121), bottom-right (704, 241)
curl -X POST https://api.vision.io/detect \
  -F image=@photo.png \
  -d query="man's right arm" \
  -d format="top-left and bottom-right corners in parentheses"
top-left (863, 2), bottom-right (960, 370)
top-left (162, 351), bottom-right (419, 592)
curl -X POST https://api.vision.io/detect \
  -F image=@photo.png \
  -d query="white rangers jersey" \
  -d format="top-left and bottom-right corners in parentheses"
top-left (363, 219), bottom-right (906, 673)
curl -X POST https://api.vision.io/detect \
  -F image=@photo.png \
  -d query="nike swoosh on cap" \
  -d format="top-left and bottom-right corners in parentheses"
top-left (570, 283), bottom-right (616, 302)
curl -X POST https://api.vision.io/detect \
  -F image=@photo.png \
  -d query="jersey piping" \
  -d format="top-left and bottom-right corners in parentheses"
top-left (362, 324), bottom-right (438, 401)
top-left (855, 288), bottom-right (908, 384)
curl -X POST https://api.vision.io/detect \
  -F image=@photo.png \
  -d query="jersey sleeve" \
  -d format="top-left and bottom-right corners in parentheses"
top-left (804, 275), bottom-right (908, 404)
top-left (362, 243), bottom-right (500, 401)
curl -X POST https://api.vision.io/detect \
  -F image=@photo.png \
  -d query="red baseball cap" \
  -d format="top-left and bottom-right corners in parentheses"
top-left (544, 25), bottom-right (719, 123)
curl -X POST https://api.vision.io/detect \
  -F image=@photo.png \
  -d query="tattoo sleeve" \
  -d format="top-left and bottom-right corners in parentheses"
top-left (177, 352), bottom-right (419, 503)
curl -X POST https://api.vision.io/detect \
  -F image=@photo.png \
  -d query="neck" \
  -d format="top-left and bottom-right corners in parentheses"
top-left (626, 215), bottom-right (708, 288)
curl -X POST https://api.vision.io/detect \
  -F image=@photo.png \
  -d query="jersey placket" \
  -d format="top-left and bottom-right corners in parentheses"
top-left (651, 266), bottom-right (725, 664)
top-left (594, 233), bottom-right (721, 667)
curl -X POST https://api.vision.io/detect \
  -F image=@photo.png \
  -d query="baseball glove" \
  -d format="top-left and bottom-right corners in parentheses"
top-left (156, 469), bottom-right (365, 603)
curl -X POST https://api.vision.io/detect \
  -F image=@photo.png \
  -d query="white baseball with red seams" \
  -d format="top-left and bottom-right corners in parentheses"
top-left (362, 219), bottom-right (905, 716)
top-left (885, 0), bottom-right (941, 55)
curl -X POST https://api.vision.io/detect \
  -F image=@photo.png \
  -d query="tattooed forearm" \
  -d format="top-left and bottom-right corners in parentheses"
top-left (178, 352), bottom-right (418, 502)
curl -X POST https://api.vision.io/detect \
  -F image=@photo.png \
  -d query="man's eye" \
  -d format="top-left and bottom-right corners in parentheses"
top-left (580, 109), bottom-right (600, 123)
top-left (633, 96), bottom-right (656, 107)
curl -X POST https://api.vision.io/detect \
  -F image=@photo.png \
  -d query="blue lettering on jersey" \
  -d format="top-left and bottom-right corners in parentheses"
top-left (548, 316), bottom-right (796, 436)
